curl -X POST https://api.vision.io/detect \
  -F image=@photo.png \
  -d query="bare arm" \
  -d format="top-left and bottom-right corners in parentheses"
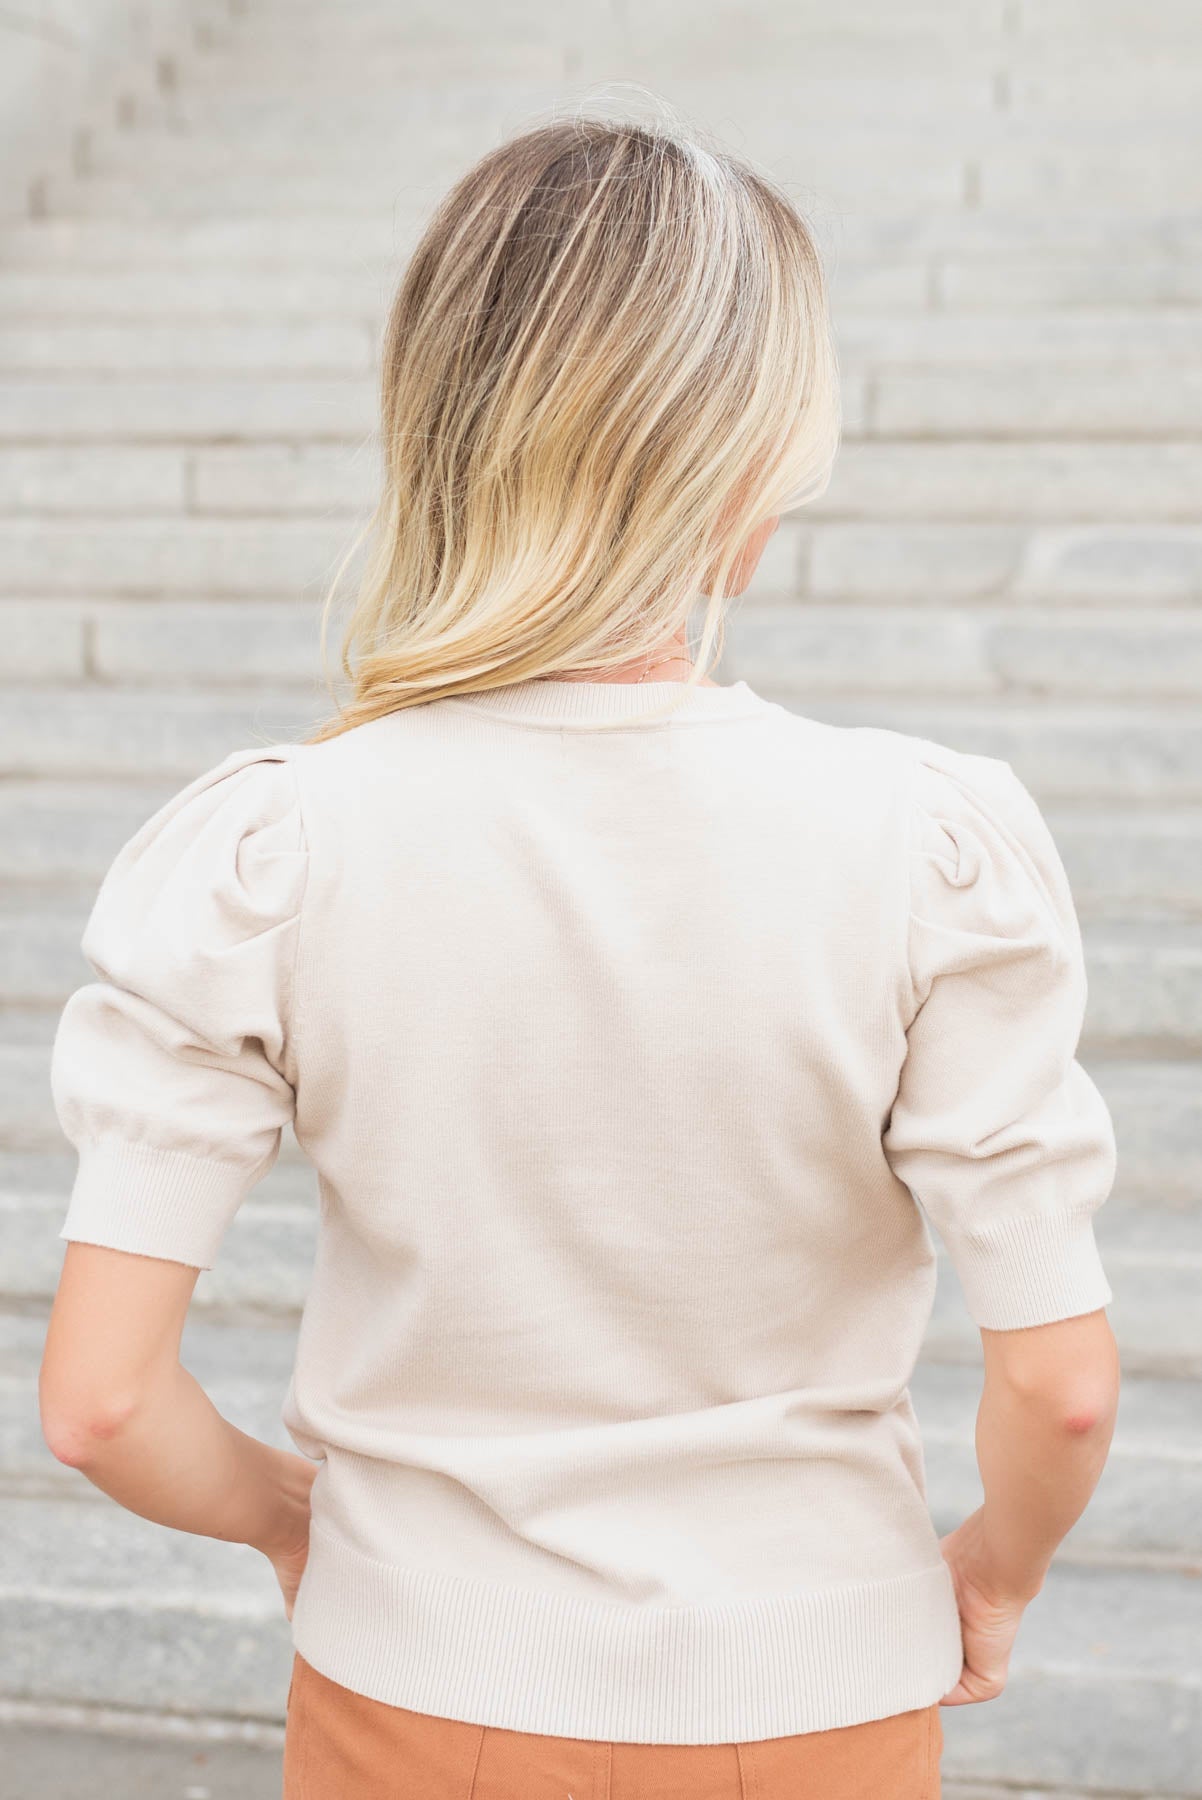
top-left (39, 1242), bottom-right (317, 1616)
top-left (975, 1306), bottom-right (1122, 1596)
top-left (939, 1307), bottom-right (1122, 1704)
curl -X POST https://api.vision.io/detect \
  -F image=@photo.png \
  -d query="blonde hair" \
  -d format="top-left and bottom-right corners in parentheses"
top-left (304, 106), bottom-right (840, 743)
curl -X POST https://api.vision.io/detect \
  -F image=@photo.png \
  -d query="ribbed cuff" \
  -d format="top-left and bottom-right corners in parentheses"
top-left (943, 1206), bottom-right (1113, 1330)
top-left (58, 1135), bottom-right (250, 1270)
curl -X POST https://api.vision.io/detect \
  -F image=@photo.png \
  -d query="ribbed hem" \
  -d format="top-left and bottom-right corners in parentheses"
top-left (290, 1521), bottom-right (965, 1744)
top-left (943, 1206), bottom-right (1113, 1331)
top-left (57, 1135), bottom-right (250, 1271)
top-left (440, 677), bottom-right (776, 729)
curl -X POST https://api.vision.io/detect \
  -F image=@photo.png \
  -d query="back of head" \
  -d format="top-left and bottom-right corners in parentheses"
top-left (308, 107), bottom-right (841, 742)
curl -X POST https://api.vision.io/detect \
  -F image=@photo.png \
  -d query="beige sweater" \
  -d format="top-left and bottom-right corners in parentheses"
top-left (51, 675), bottom-right (1116, 1743)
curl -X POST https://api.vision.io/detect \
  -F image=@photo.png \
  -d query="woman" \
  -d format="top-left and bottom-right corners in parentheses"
top-left (40, 113), bottom-right (1121, 1799)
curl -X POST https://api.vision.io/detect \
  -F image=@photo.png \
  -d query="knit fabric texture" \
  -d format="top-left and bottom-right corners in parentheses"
top-left (50, 675), bottom-right (1117, 1743)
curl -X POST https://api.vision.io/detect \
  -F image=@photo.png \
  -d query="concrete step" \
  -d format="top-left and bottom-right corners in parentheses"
top-left (9, 298), bottom-right (1200, 373)
top-left (3, 365), bottom-right (1192, 445)
top-left (0, 1312), bottom-right (304, 1494)
top-left (0, 449), bottom-right (187, 514)
top-left (975, 142), bottom-right (1202, 211)
top-left (0, 379), bottom-right (376, 443)
top-left (0, 685), bottom-right (337, 777)
top-left (82, 113), bottom-right (573, 182)
top-left (910, 1359), bottom-right (1202, 1562)
top-left (5, 1037), bottom-right (1198, 1212)
top-left (0, 249), bottom-right (917, 319)
top-left (0, 777), bottom-right (202, 878)
top-left (38, 156), bottom-right (967, 218)
top-left (0, 598), bottom-right (327, 686)
top-left (926, 1239), bottom-right (1202, 1380)
top-left (9, 515), bottom-right (1202, 610)
top-left (0, 268), bottom-right (394, 319)
top-left (2, 1313), bottom-right (1196, 1565)
top-left (4, 766), bottom-right (1198, 922)
top-left (0, 259), bottom-right (931, 320)
top-left (0, 1723), bottom-right (284, 1800)
top-left (15, 440), bottom-right (1202, 529)
top-left (1070, 1031), bottom-right (1189, 1173)
top-left (2, 1169), bottom-right (318, 1321)
top-left (2, 1047), bottom-right (1199, 1213)
top-left (5, 889), bottom-right (1201, 1044)
top-left (79, 113), bottom-right (1202, 208)
top-left (1009, 58), bottom-right (1202, 121)
top-left (0, 445), bottom-right (379, 516)
top-left (228, 0), bottom-right (1006, 45)
top-left (0, 1724), bottom-right (1175, 1800)
top-left (939, 252), bottom-right (1202, 308)
top-left (105, 103), bottom-right (1190, 180)
top-left (3, 260), bottom-right (1201, 354)
top-left (4, 683), bottom-right (1202, 807)
top-left (939, 1563), bottom-right (1202, 1793)
top-left (4, 1138), bottom-right (1199, 1364)
top-left (871, 364), bottom-right (1202, 437)
top-left (141, 72), bottom-right (599, 126)
top-left (798, 523), bottom-right (1202, 604)
top-left (835, 311), bottom-right (1202, 366)
top-left (141, 69), bottom-right (1001, 137)
top-left (731, 604), bottom-right (1202, 701)
top-left (1047, 808), bottom-right (1202, 923)
top-left (14, 440), bottom-right (1202, 548)
top-left (0, 0), bottom-right (216, 205)
top-left (0, 1493), bottom-right (1197, 1787)
top-left (4, 1296), bottom-right (1201, 1583)
top-left (0, 321), bottom-right (371, 374)
top-left (166, 42), bottom-right (1001, 101)
top-left (3, 1041), bottom-right (1198, 1218)
top-left (176, 37), bottom-right (570, 85)
top-left (1011, 0), bottom-right (1201, 44)
top-left (0, 518), bottom-right (354, 597)
top-left (0, 216), bottom-right (401, 267)
top-left (0, 1494), bottom-right (289, 1718)
top-left (761, 694), bottom-right (1202, 803)
top-left (0, 780), bottom-right (187, 882)
top-left (188, 23), bottom-right (1193, 91)
top-left (0, 283), bottom-right (1187, 401)
top-left (3, 210), bottom-right (1198, 270)
top-left (812, 442), bottom-right (1202, 522)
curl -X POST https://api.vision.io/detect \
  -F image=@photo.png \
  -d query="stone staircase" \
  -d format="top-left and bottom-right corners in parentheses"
top-left (1, 2), bottom-right (1200, 1795)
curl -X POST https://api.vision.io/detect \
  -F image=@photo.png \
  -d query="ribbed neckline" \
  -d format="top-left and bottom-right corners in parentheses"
top-left (441, 677), bottom-right (776, 728)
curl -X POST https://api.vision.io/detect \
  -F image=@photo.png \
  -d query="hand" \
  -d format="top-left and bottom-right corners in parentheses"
top-left (938, 1507), bottom-right (1036, 1705)
top-left (252, 1449), bottom-right (320, 1622)
top-left (267, 1522), bottom-right (312, 1623)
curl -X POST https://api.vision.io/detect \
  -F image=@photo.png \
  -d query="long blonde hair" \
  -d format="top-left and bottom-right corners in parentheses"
top-left (304, 107), bottom-right (840, 742)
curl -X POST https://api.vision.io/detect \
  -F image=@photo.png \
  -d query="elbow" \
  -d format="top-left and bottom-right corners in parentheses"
top-left (1060, 1325), bottom-right (1122, 1437)
top-left (1058, 1396), bottom-right (1115, 1438)
top-left (984, 1311), bottom-right (1122, 1436)
top-left (988, 1374), bottom-right (1119, 1450)
top-left (39, 1385), bottom-right (140, 1470)
top-left (1012, 1366), bottom-right (1120, 1441)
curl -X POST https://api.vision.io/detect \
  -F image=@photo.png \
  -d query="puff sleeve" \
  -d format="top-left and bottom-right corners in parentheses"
top-left (50, 744), bottom-right (308, 1271)
top-left (882, 741), bottom-right (1117, 1330)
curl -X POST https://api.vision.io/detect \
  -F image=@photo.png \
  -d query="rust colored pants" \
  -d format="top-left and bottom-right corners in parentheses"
top-left (282, 1650), bottom-right (943, 1798)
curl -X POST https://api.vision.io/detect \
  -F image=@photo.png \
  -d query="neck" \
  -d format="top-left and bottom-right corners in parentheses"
top-left (541, 636), bottom-right (715, 686)
top-left (439, 675), bottom-right (773, 728)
